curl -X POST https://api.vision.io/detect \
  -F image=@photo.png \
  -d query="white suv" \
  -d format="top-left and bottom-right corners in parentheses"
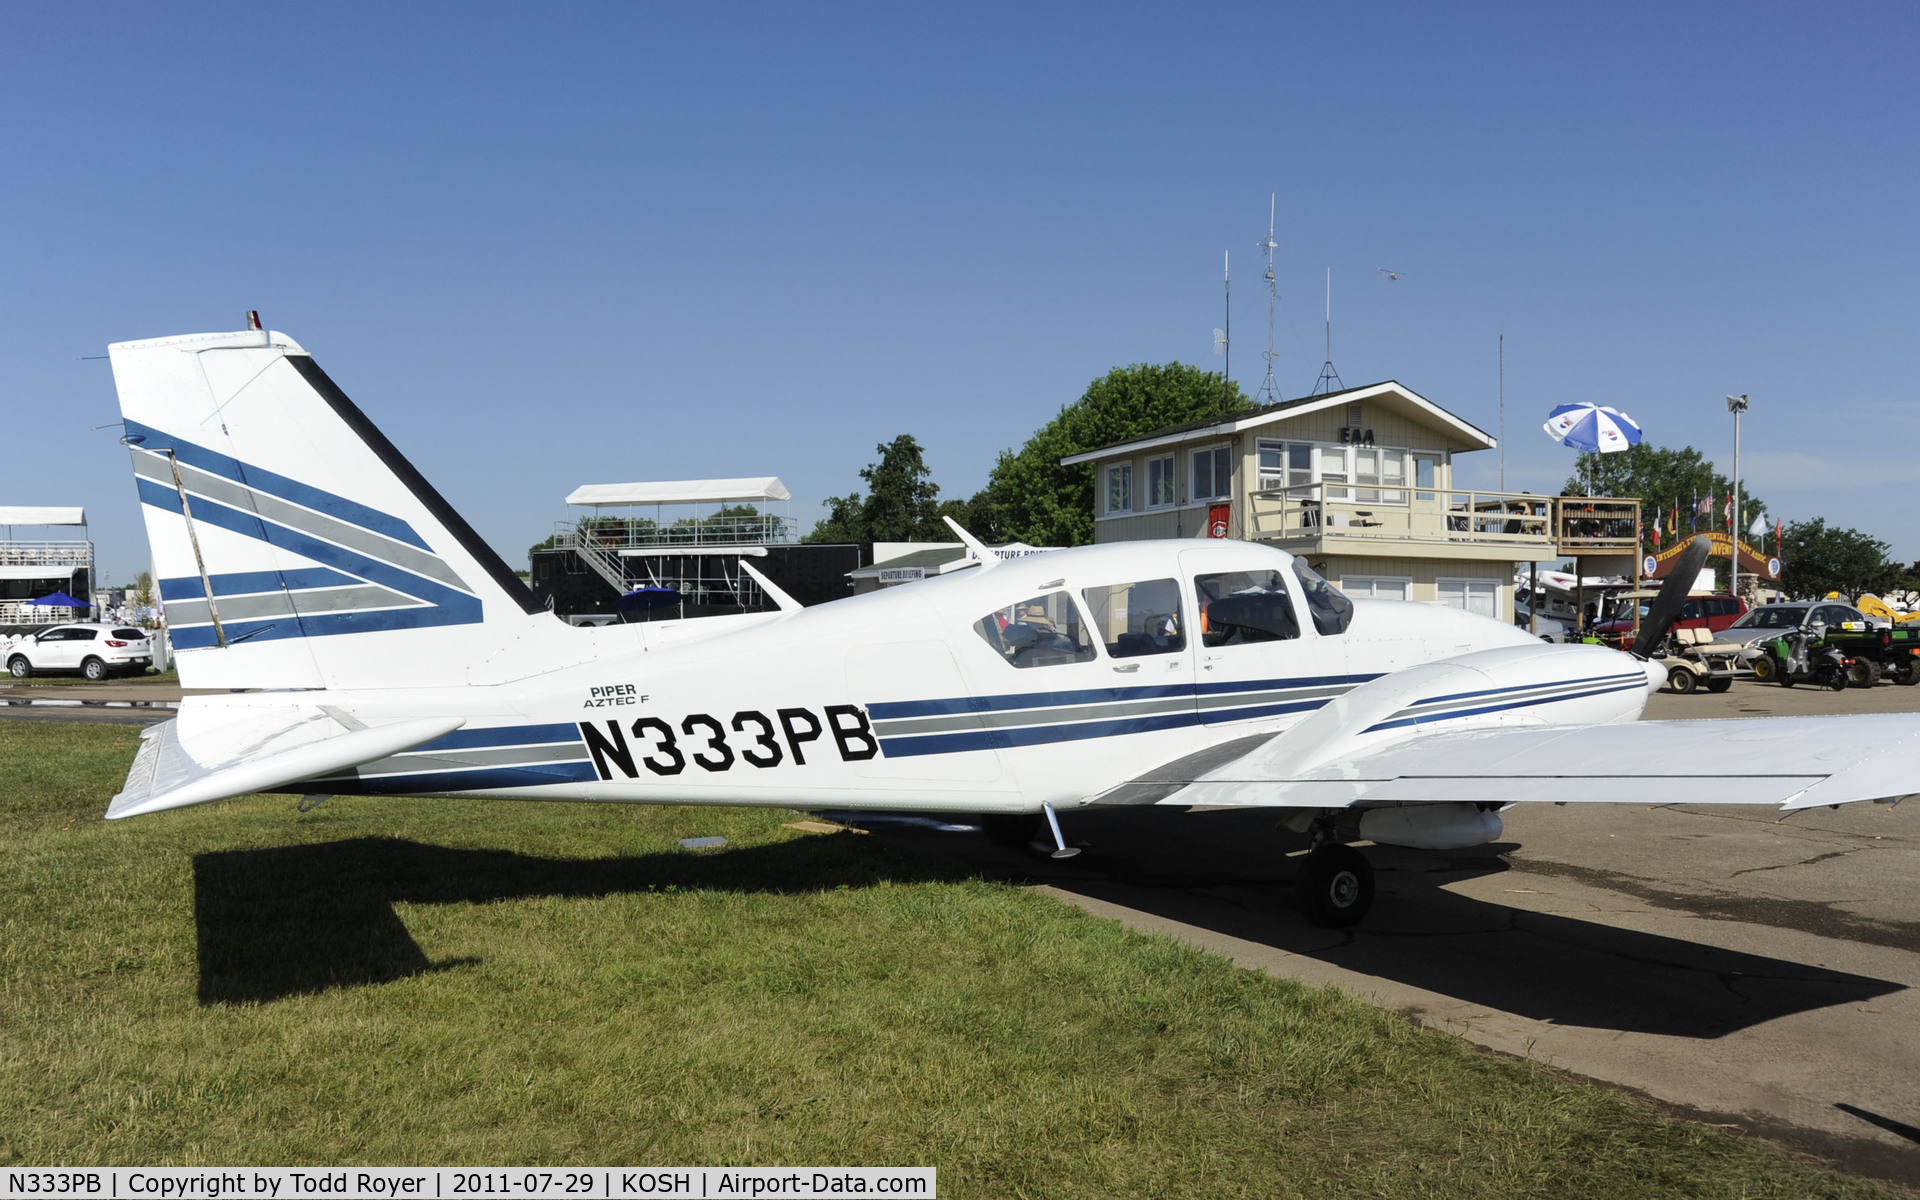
top-left (6, 624), bottom-right (155, 680)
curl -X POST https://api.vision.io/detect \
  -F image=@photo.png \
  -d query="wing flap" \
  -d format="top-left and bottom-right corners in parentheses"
top-left (1130, 714), bottom-right (1920, 810)
top-left (107, 713), bottom-right (465, 819)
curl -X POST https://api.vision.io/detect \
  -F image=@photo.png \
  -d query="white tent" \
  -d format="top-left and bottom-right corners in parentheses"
top-left (0, 506), bottom-right (85, 525)
top-left (565, 478), bottom-right (790, 507)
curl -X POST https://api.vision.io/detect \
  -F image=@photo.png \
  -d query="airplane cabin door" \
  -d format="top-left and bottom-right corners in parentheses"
top-left (1183, 552), bottom-right (1350, 728)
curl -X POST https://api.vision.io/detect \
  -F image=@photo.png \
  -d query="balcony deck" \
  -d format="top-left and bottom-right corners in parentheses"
top-left (1247, 485), bottom-right (1639, 560)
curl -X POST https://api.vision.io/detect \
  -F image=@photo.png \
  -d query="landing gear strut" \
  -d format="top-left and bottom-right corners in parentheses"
top-left (1295, 823), bottom-right (1375, 927)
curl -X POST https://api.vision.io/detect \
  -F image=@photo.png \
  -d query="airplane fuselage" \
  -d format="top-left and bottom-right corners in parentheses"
top-left (171, 538), bottom-right (1657, 815)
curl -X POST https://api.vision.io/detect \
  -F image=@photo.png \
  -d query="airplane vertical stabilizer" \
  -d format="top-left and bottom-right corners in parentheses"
top-left (110, 328), bottom-right (548, 690)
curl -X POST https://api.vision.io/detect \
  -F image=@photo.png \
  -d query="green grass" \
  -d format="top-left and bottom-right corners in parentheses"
top-left (0, 720), bottom-right (1906, 1197)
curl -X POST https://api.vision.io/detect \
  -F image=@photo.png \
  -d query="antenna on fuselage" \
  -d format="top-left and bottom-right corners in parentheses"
top-left (944, 514), bottom-right (999, 565)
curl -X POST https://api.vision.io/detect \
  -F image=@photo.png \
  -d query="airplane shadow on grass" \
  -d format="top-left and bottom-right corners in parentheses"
top-left (192, 832), bottom-right (960, 1005)
top-left (195, 814), bottom-right (1904, 1034)
top-left (862, 807), bottom-right (1908, 1041)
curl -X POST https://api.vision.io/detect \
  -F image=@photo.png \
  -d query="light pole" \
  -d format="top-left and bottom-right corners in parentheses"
top-left (1726, 394), bottom-right (1749, 599)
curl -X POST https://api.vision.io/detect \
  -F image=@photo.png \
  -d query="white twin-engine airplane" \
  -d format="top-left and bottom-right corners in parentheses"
top-left (103, 326), bottom-right (1920, 926)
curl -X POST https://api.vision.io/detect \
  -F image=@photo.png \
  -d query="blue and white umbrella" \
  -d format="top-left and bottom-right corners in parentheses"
top-left (1542, 403), bottom-right (1643, 453)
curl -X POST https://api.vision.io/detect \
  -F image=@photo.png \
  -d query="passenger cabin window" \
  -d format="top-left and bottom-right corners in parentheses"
top-left (974, 591), bottom-right (1096, 669)
top-left (1291, 559), bottom-right (1354, 635)
top-left (1196, 571), bottom-right (1299, 646)
top-left (1081, 577), bottom-right (1185, 657)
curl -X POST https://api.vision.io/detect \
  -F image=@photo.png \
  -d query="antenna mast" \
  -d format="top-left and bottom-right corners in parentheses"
top-left (1256, 195), bottom-right (1281, 405)
top-left (1310, 268), bottom-right (1344, 395)
top-left (1223, 251), bottom-right (1230, 393)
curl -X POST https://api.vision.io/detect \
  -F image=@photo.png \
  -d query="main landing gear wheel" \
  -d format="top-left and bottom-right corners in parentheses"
top-left (1668, 667), bottom-right (1697, 694)
top-left (1295, 843), bottom-right (1375, 928)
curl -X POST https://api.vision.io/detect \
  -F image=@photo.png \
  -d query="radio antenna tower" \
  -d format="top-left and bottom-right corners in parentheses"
top-left (1212, 252), bottom-right (1230, 395)
top-left (1310, 268), bottom-right (1344, 395)
top-left (1255, 194), bottom-right (1281, 405)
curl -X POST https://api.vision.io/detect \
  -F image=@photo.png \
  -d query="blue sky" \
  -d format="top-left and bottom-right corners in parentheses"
top-left (4, 3), bottom-right (1916, 582)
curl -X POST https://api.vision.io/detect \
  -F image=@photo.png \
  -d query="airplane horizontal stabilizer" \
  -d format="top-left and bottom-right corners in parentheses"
top-left (1134, 714), bottom-right (1920, 811)
top-left (108, 712), bottom-right (465, 820)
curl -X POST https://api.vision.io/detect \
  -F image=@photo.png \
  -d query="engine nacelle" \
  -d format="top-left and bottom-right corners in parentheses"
top-left (1234, 642), bottom-right (1659, 783)
top-left (1358, 802), bottom-right (1503, 850)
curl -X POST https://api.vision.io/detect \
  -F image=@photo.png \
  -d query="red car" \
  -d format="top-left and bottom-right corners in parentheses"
top-left (1592, 593), bottom-right (1748, 645)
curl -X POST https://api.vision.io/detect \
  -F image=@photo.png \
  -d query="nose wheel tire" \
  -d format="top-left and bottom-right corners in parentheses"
top-left (1295, 843), bottom-right (1375, 928)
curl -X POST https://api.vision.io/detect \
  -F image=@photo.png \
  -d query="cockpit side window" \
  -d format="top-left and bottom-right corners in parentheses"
top-left (1290, 559), bottom-right (1354, 636)
top-left (974, 590), bottom-right (1097, 669)
top-left (1196, 570), bottom-right (1299, 646)
top-left (1081, 577), bottom-right (1185, 657)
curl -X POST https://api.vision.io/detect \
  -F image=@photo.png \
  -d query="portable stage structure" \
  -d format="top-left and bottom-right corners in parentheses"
top-left (0, 506), bottom-right (94, 624)
top-left (532, 478), bottom-right (863, 621)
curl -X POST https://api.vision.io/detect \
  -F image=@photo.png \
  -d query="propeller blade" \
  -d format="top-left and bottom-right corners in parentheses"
top-left (1632, 536), bottom-right (1714, 658)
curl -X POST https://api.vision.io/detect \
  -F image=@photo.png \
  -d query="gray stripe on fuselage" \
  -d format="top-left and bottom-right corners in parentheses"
top-left (872, 694), bottom-right (1196, 737)
top-left (1196, 684), bottom-right (1350, 711)
top-left (133, 454), bottom-right (471, 592)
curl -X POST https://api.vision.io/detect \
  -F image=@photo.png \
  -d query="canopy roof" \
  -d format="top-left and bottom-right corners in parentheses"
top-left (0, 506), bottom-right (85, 526)
top-left (565, 478), bottom-right (791, 507)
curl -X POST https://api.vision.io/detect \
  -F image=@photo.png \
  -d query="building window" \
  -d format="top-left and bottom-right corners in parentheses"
top-left (1146, 455), bottom-right (1176, 509)
top-left (1191, 446), bottom-right (1232, 502)
top-left (1436, 578), bottom-right (1499, 618)
top-left (1105, 463), bottom-right (1133, 514)
top-left (1413, 454), bottom-right (1439, 501)
top-left (1342, 576), bottom-right (1411, 602)
top-left (1256, 440), bottom-right (1313, 490)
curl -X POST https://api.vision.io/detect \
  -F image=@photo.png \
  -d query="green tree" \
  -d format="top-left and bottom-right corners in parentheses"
top-left (1561, 443), bottom-right (1765, 553)
top-left (1778, 518), bottom-right (1897, 600)
top-left (969, 363), bottom-right (1252, 547)
top-left (805, 434), bottom-right (951, 543)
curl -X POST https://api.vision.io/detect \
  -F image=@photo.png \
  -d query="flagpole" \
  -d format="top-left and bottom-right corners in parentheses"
top-left (1727, 394), bottom-right (1748, 600)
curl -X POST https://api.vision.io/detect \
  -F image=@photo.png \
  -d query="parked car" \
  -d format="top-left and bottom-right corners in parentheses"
top-left (1715, 602), bottom-right (1878, 649)
top-left (5, 624), bottom-right (155, 680)
top-left (1592, 593), bottom-right (1747, 645)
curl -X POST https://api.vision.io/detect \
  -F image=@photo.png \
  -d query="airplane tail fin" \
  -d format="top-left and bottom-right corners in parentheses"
top-left (110, 328), bottom-right (547, 691)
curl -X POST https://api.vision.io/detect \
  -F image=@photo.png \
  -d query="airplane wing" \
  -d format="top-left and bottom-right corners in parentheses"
top-left (108, 708), bottom-right (465, 820)
top-left (1098, 714), bottom-right (1920, 813)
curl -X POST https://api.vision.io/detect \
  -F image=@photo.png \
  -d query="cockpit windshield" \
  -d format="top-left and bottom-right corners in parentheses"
top-left (973, 590), bottom-right (1097, 669)
top-left (1196, 570), bottom-right (1299, 645)
top-left (1290, 559), bottom-right (1354, 635)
